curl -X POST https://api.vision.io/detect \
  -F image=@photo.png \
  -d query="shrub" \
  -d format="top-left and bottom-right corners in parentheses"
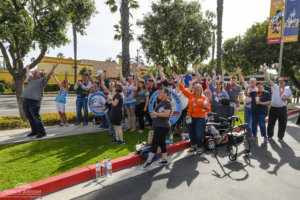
top-left (0, 112), bottom-right (95, 130)
top-left (44, 84), bottom-right (60, 92)
top-left (0, 83), bottom-right (5, 93)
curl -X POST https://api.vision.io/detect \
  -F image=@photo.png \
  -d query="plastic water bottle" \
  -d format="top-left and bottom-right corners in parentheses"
top-left (95, 161), bottom-right (101, 182)
top-left (107, 157), bottom-right (112, 178)
top-left (170, 133), bottom-right (173, 144)
top-left (102, 158), bottom-right (108, 179)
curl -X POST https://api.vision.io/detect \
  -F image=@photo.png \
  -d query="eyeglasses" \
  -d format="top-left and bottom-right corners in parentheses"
top-left (216, 84), bottom-right (221, 86)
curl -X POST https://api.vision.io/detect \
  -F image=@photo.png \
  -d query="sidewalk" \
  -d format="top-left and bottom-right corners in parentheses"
top-left (0, 123), bottom-right (107, 145)
top-left (0, 104), bottom-right (299, 146)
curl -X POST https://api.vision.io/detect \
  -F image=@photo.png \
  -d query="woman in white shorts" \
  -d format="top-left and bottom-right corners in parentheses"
top-left (53, 72), bottom-right (69, 126)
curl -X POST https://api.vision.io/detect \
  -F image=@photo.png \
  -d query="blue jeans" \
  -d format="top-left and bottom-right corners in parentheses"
top-left (244, 107), bottom-right (253, 133)
top-left (23, 99), bottom-right (46, 134)
top-left (106, 111), bottom-right (115, 136)
top-left (100, 114), bottom-right (109, 128)
top-left (252, 113), bottom-right (267, 137)
top-left (187, 117), bottom-right (206, 149)
top-left (76, 97), bottom-right (89, 123)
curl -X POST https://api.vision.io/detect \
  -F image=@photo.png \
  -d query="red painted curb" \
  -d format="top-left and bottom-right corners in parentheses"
top-left (0, 167), bottom-right (91, 200)
top-left (0, 140), bottom-right (190, 200)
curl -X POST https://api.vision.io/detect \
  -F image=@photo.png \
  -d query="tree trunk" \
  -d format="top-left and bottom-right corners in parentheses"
top-left (216, 0), bottom-right (224, 75)
top-left (73, 24), bottom-right (78, 83)
top-left (210, 32), bottom-right (216, 75)
top-left (15, 74), bottom-right (26, 121)
top-left (121, 0), bottom-right (130, 77)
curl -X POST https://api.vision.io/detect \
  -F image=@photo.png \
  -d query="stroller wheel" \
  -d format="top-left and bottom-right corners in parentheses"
top-left (229, 154), bottom-right (237, 161)
top-left (205, 139), bottom-right (216, 150)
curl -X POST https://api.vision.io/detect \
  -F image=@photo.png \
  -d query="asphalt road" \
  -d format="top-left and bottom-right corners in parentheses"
top-left (73, 116), bottom-right (300, 200)
top-left (0, 95), bottom-right (77, 116)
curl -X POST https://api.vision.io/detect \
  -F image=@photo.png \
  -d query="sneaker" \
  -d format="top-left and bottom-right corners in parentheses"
top-left (141, 161), bottom-right (153, 171)
top-left (267, 137), bottom-right (273, 141)
top-left (59, 123), bottom-right (64, 127)
top-left (264, 137), bottom-right (268, 143)
top-left (278, 138), bottom-right (284, 143)
top-left (36, 133), bottom-right (46, 138)
top-left (250, 136), bottom-right (255, 141)
top-left (65, 123), bottom-right (69, 126)
top-left (156, 159), bottom-right (169, 166)
top-left (27, 132), bottom-right (38, 137)
top-left (75, 122), bottom-right (81, 125)
top-left (112, 139), bottom-right (118, 143)
top-left (82, 122), bottom-right (88, 125)
top-left (117, 140), bottom-right (125, 145)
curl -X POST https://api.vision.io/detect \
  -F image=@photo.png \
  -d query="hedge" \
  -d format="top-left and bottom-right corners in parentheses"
top-left (0, 83), bottom-right (5, 93)
top-left (0, 112), bottom-right (94, 130)
top-left (44, 83), bottom-right (75, 92)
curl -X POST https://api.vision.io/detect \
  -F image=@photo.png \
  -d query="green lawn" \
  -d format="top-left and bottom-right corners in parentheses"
top-left (0, 130), bottom-right (181, 192)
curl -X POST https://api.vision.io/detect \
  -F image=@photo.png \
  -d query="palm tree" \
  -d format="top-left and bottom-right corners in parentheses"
top-left (105, 0), bottom-right (139, 77)
top-left (210, 32), bottom-right (216, 75)
top-left (216, 0), bottom-right (224, 75)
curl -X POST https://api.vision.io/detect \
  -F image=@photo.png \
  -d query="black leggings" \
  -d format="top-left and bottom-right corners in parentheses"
top-left (136, 102), bottom-right (146, 130)
top-left (151, 127), bottom-right (170, 154)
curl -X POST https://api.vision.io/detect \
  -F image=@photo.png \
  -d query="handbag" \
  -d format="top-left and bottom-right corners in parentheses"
top-left (186, 98), bottom-right (199, 124)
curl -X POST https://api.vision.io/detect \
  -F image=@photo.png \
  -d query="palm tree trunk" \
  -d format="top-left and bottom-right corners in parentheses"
top-left (210, 32), bottom-right (216, 75)
top-left (216, 0), bottom-right (224, 75)
top-left (121, 0), bottom-right (130, 77)
top-left (73, 24), bottom-right (78, 83)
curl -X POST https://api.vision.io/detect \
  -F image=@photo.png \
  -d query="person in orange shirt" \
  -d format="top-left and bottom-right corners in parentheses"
top-left (179, 80), bottom-right (211, 155)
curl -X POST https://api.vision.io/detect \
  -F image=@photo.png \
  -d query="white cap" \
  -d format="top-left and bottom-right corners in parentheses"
top-left (95, 70), bottom-right (103, 77)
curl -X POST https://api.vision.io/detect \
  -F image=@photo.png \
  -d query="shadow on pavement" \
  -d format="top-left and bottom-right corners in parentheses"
top-left (73, 154), bottom-right (207, 200)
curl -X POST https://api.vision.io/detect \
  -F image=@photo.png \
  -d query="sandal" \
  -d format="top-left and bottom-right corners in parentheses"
top-left (196, 149), bottom-right (204, 155)
top-left (187, 148), bottom-right (197, 153)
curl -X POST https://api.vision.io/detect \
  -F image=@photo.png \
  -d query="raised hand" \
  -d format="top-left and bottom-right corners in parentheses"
top-left (52, 63), bottom-right (59, 68)
top-left (158, 65), bottom-right (162, 71)
top-left (222, 69), bottom-right (226, 76)
top-left (194, 65), bottom-right (199, 71)
top-left (236, 67), bottom-right (241, 74)
top-left (65, 71), bottom-right (69, 76)
top-left (212, 69), bottom-right (216, 75)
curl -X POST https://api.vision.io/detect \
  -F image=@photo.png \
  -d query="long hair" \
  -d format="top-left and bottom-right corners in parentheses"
top-left (137, 79), bottom-right (146, 91)
top-left (193, 83), bottom-right (204, 97)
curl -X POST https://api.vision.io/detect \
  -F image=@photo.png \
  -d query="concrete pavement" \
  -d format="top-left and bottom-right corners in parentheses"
top-left (41, 114), bottom-right (300, 200)
top-left (0, 123), bottom-right (107, 145)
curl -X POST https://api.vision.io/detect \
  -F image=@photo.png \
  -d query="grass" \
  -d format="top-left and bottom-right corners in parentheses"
top-left (0, 129), bottom-right (180, 192)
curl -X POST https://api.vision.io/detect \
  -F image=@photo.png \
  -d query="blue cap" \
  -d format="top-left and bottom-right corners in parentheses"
top-left (185, 75), bottom-right (192, 84)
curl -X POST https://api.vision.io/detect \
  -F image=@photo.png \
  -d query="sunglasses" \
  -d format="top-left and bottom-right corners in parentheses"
top-left (216, 84), bottom-right (221, 86)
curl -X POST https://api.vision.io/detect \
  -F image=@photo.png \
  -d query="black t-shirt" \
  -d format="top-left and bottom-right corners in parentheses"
top-left (152, 99), bottom-right (172, 128)
top-left (249, 91), bottom-right (271, 115)
top-left (111, 93), bottom-right (123, 113)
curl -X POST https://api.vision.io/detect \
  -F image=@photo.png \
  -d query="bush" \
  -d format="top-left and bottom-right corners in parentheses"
top-left (0, 112), bottom-right (95, 130)
top-left (0, 83), bottom-right (5, 93)
top-left (44, 84), bottom-right (60, 92)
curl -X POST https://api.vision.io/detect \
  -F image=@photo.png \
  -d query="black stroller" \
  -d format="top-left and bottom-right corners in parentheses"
top-left (204, 99), bottom-right (251, 161)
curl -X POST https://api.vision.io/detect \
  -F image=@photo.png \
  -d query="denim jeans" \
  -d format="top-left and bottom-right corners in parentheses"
top-left (76, 97), bottom-right (89, 123)
top-left (252, 113), bottom-right (267, 137)
top-left (23, 99), bottom-right (46, 134)
top-left (106, 111), bottom-right (116, 137)
top-left (187, 117), bottom-right (206, 149)
top-left (244, 106), bottom-right (253, 133)
top-left (100, 114), bottom-right (109, 128)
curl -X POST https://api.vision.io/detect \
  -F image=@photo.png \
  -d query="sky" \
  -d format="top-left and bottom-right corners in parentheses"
top-left (23, 0), bottom-right (271, 65)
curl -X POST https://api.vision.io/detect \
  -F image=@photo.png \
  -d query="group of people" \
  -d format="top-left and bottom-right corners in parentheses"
top-left (22, 62), bottom-right (297, 169)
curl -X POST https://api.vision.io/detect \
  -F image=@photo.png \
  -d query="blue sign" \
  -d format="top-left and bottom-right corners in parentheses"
top-left (148, 90), bottom-right (182, 125)
top-left (88, 92), bottom-right (107, 116)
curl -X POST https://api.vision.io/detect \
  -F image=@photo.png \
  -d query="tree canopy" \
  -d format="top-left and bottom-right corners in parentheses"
top-left (222, 20), bottom-right (300, 89)
top-left (137, 0), bottom-right (215, 74)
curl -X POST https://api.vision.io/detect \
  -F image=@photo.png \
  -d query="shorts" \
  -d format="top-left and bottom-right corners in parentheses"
top-left (56, 102), bottom-right (66, 113)
top-left (124, 102), bottom-right (136, 109)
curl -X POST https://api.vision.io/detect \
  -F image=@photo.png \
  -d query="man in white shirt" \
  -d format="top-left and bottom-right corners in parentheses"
top-left (261, 67), bottom-right (293, 142)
